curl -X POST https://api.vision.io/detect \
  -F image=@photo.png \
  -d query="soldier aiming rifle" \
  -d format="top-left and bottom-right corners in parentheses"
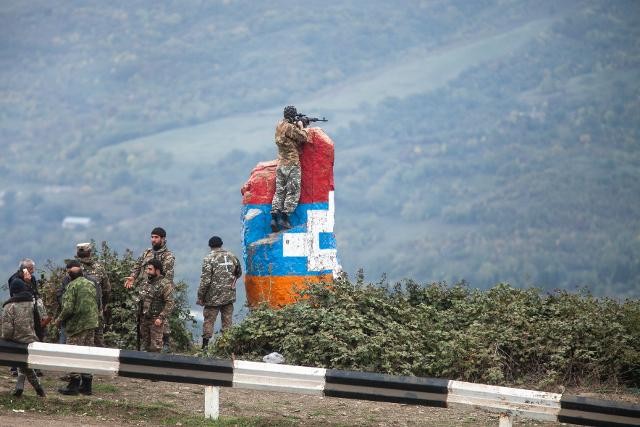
top-left (293, 113), bottom-right (328, 128)
top-left (270, 105), bottom-right (328, 232)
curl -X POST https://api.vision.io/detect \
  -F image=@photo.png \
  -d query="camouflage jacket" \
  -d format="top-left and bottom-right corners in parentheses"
top-left (79, 257), bottom-right (111, 307)
top-left (58, 273), bottom-right (102, 315)
top-left (1, 295), bottom-right (38, 344)
top-left (139, 275), bottom-right (174, 320)
top-left (55, 276), bottom-right (99, 337)
top-left (275, 119), bottom-right (308, 166)
top-left (197, 248), bottom-right (242, 306)
top-left (41, 269), bottom-right (67, 318)
top-left (130, 245), bottom-right (175, 286)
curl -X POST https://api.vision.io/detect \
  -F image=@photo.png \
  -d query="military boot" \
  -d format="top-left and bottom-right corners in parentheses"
top-left (270, 213), bottom-right (280, 233)
top-left (162, 334), bottom-right (171, 353)
top-left (26, 373), bottom-right (46, 397)
top-left (79, 374), bottom-right (92, 395)
top-left (278, 213), bottom-right (292, 230)
top-left (34, 384), bottom-right (46, 397)
top-left (11, 373), bottom-right (26, 397)
top-left (202, 337), bottom-right (210, 350)
top-left (58, 376), bottom-right (81, 395)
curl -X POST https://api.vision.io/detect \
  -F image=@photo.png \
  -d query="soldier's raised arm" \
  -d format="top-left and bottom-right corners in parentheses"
top-left (125, 252), bottom-right (145, 289)
top-left (285, 120), bottom-right (308, 144)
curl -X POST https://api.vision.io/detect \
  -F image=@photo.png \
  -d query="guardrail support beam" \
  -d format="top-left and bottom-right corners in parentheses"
top-left (204, 386), bottom-right (219, 419)
top-left (499, 412), bottom-right (513, 427)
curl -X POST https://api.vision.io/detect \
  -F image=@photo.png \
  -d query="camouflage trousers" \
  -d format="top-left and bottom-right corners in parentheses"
top-left (202, 303), bottom-right (233, 339)
top-left (94, 316), bottom-right (104, 347)
top-left (67, 329), bottom-right (95, 380)
top-left (16, 367), bottom-right (42, 392)
top-left (140, 317), bottom-right (165, 352)
top-left (271, 165), bottom-right (301, 214)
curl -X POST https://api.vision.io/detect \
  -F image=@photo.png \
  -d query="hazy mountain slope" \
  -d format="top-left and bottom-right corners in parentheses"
top-left (331, 2), bottom-right (640, 296)
top-left (1, 0), bottom-right (638, 307)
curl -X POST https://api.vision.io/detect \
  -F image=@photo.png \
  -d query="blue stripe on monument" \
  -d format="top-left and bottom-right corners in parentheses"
top-left (243, 202), bottom-right (334, 277)
top-left (243, 202), bottom-right (329, 247)
top-left (246, 243), bottom-right (332, 276)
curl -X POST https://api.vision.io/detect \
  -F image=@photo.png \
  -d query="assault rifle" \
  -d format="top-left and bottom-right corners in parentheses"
top-left (292, 113), bottom-right (328, 128)
top-left (136, 300), bottom-right (143, 351)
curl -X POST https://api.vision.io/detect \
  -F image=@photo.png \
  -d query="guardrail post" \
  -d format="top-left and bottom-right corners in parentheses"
top-left (204, 386), bottom-right (219, 419)
top-left (499, 412), bottom-right (513, 427)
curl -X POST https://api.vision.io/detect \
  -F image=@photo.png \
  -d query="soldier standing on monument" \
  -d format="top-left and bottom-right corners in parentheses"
top-left (196, 236), bottom-right (242, 349)
top-left (138, 259), bottom-right (174, 352)
top-left (124, 227), bottom-right (175, 350)
top-left (271, 105), bottom-right (309, 232)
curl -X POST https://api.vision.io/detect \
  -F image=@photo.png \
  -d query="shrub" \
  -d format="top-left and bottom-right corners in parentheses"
top-left (39, 241), bottom-right (194, 351)
top-left (209, 278), bottom-right (639, 388)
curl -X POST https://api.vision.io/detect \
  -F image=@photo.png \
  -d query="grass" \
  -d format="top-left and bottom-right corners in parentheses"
top-left (0, 393), bottom-right (289, 426)
top-left (92, 383), bottom-right (119, 393)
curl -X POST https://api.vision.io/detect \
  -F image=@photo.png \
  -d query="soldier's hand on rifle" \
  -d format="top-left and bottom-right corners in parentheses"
top-left (296, 120), bottom-right (304, 129)
top-left (154, 318), bottom-right (162, 327)
top-left (124, 276), bottom-right (134, 289)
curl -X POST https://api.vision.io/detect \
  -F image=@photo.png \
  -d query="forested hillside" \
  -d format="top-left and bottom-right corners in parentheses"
top-left (1, 0), bottom-right (638, 309)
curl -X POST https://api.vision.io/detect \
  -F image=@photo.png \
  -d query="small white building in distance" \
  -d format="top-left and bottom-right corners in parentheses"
top-left (62, 216), bottom-right (91, 229)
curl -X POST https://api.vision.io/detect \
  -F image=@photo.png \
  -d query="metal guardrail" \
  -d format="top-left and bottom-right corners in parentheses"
top-left (0, 339), bottom-right (638, 426)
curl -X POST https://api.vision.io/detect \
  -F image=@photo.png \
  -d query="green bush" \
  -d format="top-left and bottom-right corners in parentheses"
top-left (40, 242), bottom-right (194, 351)
top-left (209, 276), bottom-right (639, 388)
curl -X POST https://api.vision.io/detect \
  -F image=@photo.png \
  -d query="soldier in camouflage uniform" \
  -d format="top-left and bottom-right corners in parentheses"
top-left (1, 280), bottom-right (46, 397)
top-left (138, 259), bottom-right (175, 352)
top-left (55, 260), bottom-right (99, 396)
top-left (271, 105), bottom-right (309, 232)
top-left (125, 227), bottom-right (175, 287)
top-left (75, 243), bottom-right (111, 347)
top-left (124, 227), bottom-right (175, 351)
top-left (196, 236), bottom-right (242, 349)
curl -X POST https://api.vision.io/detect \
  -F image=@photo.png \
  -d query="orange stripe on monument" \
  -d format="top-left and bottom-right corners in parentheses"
top-left (245, 274), bottom-right (333, 308)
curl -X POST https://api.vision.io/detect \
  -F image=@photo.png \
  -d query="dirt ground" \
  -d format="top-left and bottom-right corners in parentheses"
top-left (0, 371), bottom-right (637, 426)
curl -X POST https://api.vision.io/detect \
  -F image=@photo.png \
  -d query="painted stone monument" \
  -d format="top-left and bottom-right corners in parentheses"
top-left (241, 127), bottom-right (341, 307)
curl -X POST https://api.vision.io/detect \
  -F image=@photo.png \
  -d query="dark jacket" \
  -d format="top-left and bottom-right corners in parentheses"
top-left (8, 270), bottom-right (38, 298)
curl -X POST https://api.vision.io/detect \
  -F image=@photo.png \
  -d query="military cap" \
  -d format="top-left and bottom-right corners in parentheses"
top-left (76, 242), bottom-right (92, 251)
top-left (65, 259), bottom-right (82, 269)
